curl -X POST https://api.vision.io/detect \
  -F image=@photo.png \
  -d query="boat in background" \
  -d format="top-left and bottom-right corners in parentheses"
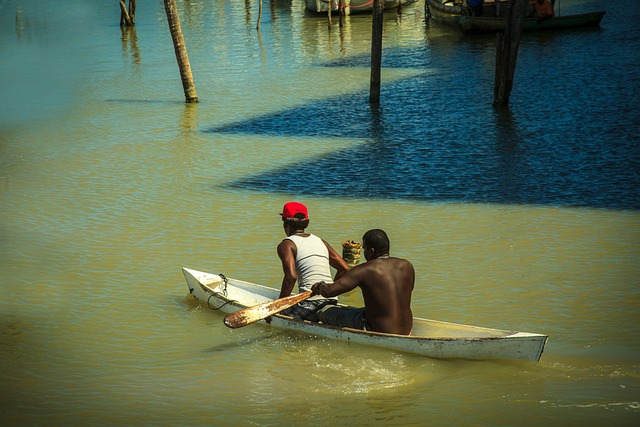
top-left (305, 0), bottom-right (418, 15)
top-left (452, 10), bottom-right (606, 34)
top-left (426, 0), bottom-right (605, 34)
top-left (183, 267), bottom-right (548, 361)
top-left (426, 0), bottom-right (511, 24)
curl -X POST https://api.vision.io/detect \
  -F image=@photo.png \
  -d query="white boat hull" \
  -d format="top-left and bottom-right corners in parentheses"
top-left (183, 267), bottom-right (547, 361)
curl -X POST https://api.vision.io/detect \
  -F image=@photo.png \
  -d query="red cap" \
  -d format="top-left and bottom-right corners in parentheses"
top-left (280, 202), bottom-right (309, 220)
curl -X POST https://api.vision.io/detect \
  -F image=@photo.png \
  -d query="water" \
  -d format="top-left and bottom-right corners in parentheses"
top-left (1, 0), bottom-right (639, 425)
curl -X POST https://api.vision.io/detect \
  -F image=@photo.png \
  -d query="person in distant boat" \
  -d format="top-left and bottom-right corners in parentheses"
top-left (277, 201), bottom-right (350, 322)
top-left (529, 0), bottom-right (554, 23)
top-left (467, 0), bottom-right (485, 17)
top-left (311, 229), bottom-right (415, 335)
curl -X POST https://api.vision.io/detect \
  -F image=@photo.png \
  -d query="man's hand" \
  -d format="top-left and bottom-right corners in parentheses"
top-left (311, 281), bottom-right (325, 296)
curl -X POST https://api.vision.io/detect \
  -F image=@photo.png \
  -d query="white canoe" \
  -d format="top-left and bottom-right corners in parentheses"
top-left (183, 267), bottom-right (548, 361)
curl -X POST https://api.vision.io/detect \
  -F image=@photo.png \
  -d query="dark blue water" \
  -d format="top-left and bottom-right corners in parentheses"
top-left (209, 0), bottom-right (640, 210)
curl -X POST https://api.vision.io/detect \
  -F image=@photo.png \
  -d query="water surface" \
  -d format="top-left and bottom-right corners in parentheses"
top-left (1, 0), bottom-right (638, 425)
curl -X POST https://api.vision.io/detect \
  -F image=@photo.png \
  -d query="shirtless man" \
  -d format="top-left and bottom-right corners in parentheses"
top-left (529, 0), bottom-right (554, 23)
top-left (311, 229), bottom-right (414, 335)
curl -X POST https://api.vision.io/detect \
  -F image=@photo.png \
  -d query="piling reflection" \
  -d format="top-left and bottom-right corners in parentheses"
top-left (120, 26), bottom-right (141, 65)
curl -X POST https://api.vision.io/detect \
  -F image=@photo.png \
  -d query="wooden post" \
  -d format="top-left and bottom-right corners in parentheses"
top-left (119, 0), bottom-right (133, 26)
top-left (493, 0), bottom-right (527, 107)
top-left (257, 0), bottom-right (263, 30)
top-left (129, 0), bottom-right (136, 22)
top-left (369, 0), bottom-right (384, 105)
top-left (164, 0), bottom-right (198, 103)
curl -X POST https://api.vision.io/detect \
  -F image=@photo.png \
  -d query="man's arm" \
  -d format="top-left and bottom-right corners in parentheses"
top-left (323, 239), bottom-right (350, 281)
top-left (311, 266), bottom-right (361, 298)
top-left (277, 240), bottom-right (297, 298)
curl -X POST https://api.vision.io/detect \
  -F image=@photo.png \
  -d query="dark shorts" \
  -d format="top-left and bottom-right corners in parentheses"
top-left (316, 306), bottom-right (368, 330)
top-left (280, 299), bottom-right (337, 322)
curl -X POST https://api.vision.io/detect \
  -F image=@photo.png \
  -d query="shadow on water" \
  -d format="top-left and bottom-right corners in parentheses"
top-left (206, 72), bottom-right (639, 210)
top-left (202, 13), bottom-right (640, 211)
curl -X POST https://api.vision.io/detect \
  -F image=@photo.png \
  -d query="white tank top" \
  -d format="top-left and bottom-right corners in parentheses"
top-left (285, 233), bottom-right (336, 301)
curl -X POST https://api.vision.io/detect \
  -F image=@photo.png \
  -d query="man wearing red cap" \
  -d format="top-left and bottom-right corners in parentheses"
top-left (277, 202), bottom-right (350, 321)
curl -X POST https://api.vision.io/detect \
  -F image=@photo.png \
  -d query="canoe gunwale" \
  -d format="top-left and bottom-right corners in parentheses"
top-left (197, 277), bottom-right (532, 340)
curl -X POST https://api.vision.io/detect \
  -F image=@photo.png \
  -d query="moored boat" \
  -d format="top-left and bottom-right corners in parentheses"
top-left (453, 10), bottom-right (606, 33)
top-left (183, 267), bottom-right (548, 361)
top-left (426, 0), bottom-right (606, 34)
top-left (426, 0), bottom-right (511, 24)
top-left (305, 0), bottom-right (418, 15)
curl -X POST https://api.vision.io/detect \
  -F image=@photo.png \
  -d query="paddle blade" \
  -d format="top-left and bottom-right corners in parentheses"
top-left (223, 290), bottom-right (313, 329)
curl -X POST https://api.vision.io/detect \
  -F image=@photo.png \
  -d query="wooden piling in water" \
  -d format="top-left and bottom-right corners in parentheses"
top-left (119, 0), bottom-right (135, 26)
top-left (369, 0), bottom-right (384, 104)
top-left (493, 0), bottom-right (527, 107)
top-left (164, 0), bottom-right (198, 103)
top-left (257, 0), bottom-right (263, 30)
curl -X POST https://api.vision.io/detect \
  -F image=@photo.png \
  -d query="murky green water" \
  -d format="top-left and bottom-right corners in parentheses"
top-left (1, 0), bottom-right (638, 425)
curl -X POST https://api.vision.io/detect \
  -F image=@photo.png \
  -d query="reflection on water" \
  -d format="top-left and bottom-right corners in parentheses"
top-left (1, 0), bottom-right (639, 426)
top-left (120, 26), bottom-right (141, 66)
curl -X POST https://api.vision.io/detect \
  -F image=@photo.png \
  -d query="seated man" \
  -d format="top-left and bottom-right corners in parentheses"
top-left (529, 0), bottom-right (554, 23)
top-left (277, 202), bottom-right (350, 322)
top-left (311, 229), bottom-right (414, 335)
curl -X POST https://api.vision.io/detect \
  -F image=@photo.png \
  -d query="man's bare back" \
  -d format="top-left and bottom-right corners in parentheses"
top-left (357, 257), bottom-right (414, 334)
top-left (311, 229), bottom-right (415, 335)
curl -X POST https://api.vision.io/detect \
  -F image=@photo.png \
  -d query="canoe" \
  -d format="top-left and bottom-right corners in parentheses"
top-left (305, 0), bottom-right (418, 15)
top-left (453, 11), bottom-right (606, 34)
top-left (183, 267), bottom-right (548, 361)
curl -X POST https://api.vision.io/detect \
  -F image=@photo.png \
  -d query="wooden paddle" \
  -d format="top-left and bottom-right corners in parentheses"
top-left (223, 290), bottom-right (313, 329)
